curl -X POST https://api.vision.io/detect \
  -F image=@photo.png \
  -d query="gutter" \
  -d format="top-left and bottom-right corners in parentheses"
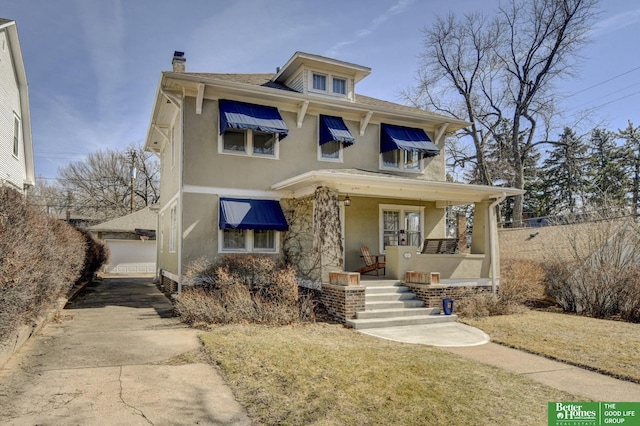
top-left (488, 192), bottom-right (507, 294)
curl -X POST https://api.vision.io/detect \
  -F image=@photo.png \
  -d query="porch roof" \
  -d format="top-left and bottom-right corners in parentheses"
top-left (271, 169), bottom-right (525, 205)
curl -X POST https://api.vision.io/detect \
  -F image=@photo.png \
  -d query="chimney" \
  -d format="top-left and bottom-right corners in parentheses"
top-left (172, 51), bottom-right (186, 72)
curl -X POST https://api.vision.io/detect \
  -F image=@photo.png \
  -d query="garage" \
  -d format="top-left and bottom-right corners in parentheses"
top-left (88, 207), bottom-right (157, 276)
top-left (103, 239), bottom-right (156, 274)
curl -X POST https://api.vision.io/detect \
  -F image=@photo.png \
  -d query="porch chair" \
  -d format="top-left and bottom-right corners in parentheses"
top-left (420, 238), bottom-right (459, 254)
top-left (357, 245), bottom-right (386, 276)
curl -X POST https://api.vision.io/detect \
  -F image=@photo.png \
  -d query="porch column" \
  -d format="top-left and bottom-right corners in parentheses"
top-left (313, 187), bottom-right (344, 283)
top-left (471, 201), bottom-right (492, 278)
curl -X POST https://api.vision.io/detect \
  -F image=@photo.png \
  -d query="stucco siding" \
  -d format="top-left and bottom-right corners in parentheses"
top-left (0, 29), bottom-right (26, 190)
top-left (181, 97), bottom-right (446, 189)
top-left (181, 192), bottom-right (219, 271)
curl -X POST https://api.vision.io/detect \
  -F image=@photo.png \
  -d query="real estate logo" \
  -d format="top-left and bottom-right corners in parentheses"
top-left (550, 402), bottom-right (598, 425)
top-left (548, 402), bottom-right (640, 426)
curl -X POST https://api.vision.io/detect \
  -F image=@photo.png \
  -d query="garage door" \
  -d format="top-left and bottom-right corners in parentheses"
top-left (104, 239), bottom-right (156, 274)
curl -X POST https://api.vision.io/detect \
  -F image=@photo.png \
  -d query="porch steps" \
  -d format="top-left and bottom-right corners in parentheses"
top-left (346, 280), bottom-right (457, 330)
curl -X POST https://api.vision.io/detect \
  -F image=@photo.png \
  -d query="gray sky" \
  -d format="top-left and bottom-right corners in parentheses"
top-left (3, 0), bottom-right (640, 179)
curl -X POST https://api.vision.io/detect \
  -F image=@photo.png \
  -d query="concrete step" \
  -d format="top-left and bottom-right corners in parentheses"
top-left (346, 314), bottom-right (458, 330)
top-left (360, 280), bottom-right (403, 288)
top-left (366, 292), bottom-right (417, 302)
top-left (365, 285), bottom-right (410, 294)
top-left (356, 307), bottom-right (440, 319)
top-left (365, 300), bottom-right (425, 309)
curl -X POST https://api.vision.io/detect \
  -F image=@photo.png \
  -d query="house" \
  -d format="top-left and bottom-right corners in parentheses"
top-left (144, 51), bottom-right (523, 304)
top-left (88, 206), bottom-right (157, 275)
top-left (0, 19), bottom-right (35, 193)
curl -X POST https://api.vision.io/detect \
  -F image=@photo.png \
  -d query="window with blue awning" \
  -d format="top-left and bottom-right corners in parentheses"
top-left (219, 99), bottom-right (289, 139)
top-left (380, 123), bottom-right (439, 157)
top-left (219, 198), bottom-right (289, 231)
top-left (319, 115), bottom-right (355, 146)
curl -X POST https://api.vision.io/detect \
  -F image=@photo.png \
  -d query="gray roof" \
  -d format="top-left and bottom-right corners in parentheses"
top-left (0, 18), bottom-right (14, 26)
top-left (89, 206), bottom-right (156, 233)
top-left (178, 72), bottom-right (441, 117)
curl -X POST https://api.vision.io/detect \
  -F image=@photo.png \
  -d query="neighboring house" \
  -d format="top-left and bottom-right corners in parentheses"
top-left (88, 206), bottom-right (157, 275)
top-left (144, 51), bottom-right (523, 293)
top-left (0, 18), bottom-right (34, 193)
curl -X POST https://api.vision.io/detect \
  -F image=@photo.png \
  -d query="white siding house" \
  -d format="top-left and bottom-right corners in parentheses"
top-left (0, 18), bottom-right (34, 192)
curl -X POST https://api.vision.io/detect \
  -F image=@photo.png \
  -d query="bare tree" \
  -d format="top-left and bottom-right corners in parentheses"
top-left (408, 0), bottom-right (598, 226)
top-left (56, 144), bottom-right (159, 220)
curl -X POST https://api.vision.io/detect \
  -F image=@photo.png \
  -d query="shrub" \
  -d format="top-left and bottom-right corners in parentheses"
top-left (457, 259), bottom-right (545, 318)
top-left (0, 187), bottom-right (89, 341)
top-left (75, 228), bottom-right (110, 284)
top-left (543, 218), bottom-right (640, 322)
top-left (176, 255), bottom-right (315, 325)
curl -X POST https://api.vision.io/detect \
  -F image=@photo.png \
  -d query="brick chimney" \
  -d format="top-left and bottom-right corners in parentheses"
top-left (172, 51), bottom-right (185, 72)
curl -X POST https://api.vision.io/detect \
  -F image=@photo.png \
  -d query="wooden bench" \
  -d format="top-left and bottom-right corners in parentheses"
top-left (420, 238), bottom-right (458, 254)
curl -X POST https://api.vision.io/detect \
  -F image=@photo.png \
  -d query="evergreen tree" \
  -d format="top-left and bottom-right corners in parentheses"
top-left (541, 127), bottom-right (589, 214)
top-left (586, 128), bottom-right (627, 210)
top-left (618, 121), bottom-right (640, 217)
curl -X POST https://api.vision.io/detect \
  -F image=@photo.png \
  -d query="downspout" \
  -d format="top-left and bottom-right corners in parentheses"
top-left (489, 192), bottom-right (507, 294)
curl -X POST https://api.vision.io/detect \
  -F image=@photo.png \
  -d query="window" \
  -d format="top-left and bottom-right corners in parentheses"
top-left (223, 129), bottom-right (246, 152)
top-left (320, 140), bottom-right (341, 160)
top-left (220, 129), bottom-right (278, 158)
top-left (221, 229), bottom-right (278, 252)
top-left (169, 205), bottom-right (177, 253)
top-left (379, 205), bottom-right (424, 253)
top-left (171, 125), bottom-right (176, 168)
top-left (312, 73), bottom-right (326, 91)
top-left (159, 213), bottom-right (164, 253)
top-left (333, 78), bottom-right (346, 95)
top-left (381, 150), bottom-right (423, 172)
top-left (252, 132), bottom-right (276, 155)
top-left (13, 115), bottom-right (20, 157)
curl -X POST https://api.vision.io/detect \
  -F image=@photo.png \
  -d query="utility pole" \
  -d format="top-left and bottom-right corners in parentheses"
top-left (129, 150), bottom-right (137, 214)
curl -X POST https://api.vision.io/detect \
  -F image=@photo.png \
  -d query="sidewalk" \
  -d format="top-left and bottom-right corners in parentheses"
top-left (0, 277), bottom-right (251, 425)
top-left (360, 323), bottom-right (640, 402)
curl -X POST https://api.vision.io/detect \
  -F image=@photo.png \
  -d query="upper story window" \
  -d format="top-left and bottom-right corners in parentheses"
top-left (318, 115), bottom-right (356, 163)
top-left (13, 115), bottom-right (20, 157)
top-left (333, 78), bottom-right (346, 95)
top-left (379, 123), bottom-right (439, 173)
top-left (312, 73), bottom-right (327, 91)
top-left (221, 129), bottom-right (278, 157)
top-left (381, 150), bottom-right (424, 172)
top-left (310, 72), bottom-right (350, 97)
top-left (218, 99), bottom-right (288, 159)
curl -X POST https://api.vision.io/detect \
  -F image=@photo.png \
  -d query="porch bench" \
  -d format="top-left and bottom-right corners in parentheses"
top-left (421, 238), bottom-right (459, 254)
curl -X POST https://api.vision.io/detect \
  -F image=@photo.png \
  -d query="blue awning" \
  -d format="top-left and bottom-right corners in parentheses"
top-left (319, 115), bottom-right (355, 146)
top-left (219, 99), bottom-right (289, 139)
top-left (219, 198), bottom-right (289, 231)
top-left (380, 123), bottom-right (439, 157)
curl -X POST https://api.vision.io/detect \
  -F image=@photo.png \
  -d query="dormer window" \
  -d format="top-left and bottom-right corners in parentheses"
top-left (310, 72), bottom-right (350, 97)
top-left (313, 73), bottom-right (326, 91)
top-left (333, 78), bottom-right (346, 95)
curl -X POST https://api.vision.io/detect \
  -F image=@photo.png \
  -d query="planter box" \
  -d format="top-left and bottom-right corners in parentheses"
top-left (405, 271), bottom-right (440, 284)
top-left (329, 272), bottom-right (361, 286)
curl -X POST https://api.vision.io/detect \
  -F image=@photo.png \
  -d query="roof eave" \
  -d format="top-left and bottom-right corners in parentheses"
top-left (272, 170), bottom-right (524, 204)
top-left (158, 72), bottom-right (470, 132)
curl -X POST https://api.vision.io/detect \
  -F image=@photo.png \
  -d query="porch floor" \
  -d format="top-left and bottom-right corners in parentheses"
top-left (359, 276), bottom-right (493, 287)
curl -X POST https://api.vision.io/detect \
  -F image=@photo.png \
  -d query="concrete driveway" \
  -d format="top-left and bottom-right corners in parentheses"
top-left (0, 277), bottom-right (251, 425)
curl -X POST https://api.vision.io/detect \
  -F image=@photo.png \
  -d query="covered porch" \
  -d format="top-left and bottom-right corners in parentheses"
top-left (273, 169), bottom-right (524, 290)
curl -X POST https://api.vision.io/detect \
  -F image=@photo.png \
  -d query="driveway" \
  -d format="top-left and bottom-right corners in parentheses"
top-left (0, 277), bottom-right (251, 425)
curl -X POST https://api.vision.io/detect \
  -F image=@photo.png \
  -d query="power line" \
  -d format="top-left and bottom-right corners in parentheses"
top-left (562, 64), bottom-right (640, 99)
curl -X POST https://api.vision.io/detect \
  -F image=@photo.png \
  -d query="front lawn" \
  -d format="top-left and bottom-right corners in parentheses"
top-left (462, 310), bottom-right (640, 382)
top-left (200, 323), bottom-right (579, 425)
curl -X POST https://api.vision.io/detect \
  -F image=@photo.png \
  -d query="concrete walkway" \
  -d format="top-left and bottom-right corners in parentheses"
top-left (359, 323), bottom-right (640, 402)
top-left (0, 278), bottom-right (251, 426)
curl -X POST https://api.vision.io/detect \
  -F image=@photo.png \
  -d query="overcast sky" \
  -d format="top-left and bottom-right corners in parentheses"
top-left (4, 0), bottom-right (640, 179)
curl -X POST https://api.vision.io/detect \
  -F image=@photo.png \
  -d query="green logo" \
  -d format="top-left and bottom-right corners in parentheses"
top-left (548, 402), bottom-right (640, 426)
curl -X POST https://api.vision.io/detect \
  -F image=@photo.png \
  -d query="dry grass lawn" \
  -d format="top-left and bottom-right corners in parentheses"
top-left (200, 323), bottom-right (579, 425)
top-left (462, 310), bottom-right (640, 382)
